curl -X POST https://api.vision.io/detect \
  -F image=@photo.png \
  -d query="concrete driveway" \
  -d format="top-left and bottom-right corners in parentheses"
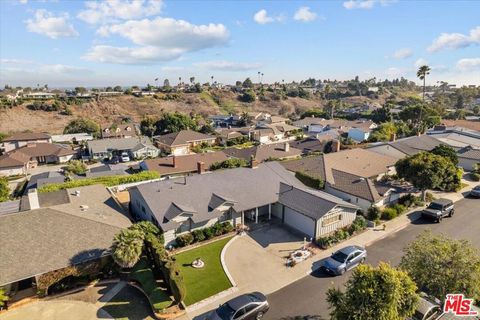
top-left (223, 223), bottom-right (306, 294)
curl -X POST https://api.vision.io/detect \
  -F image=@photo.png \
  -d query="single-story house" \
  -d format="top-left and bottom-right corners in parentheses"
top-left (208, 114), bottom-right (242, 128)
top-left (1, 132), bottom-right (52, 153)
top-left (282, 148), bottom-right (399, 211)
top-left (251, 123), bottom-right (299, 144)
top-left (368, 134), bottom-right (443, 159)
top-left (222, 142), bottom-right (302, 162)
top-left (215, 127), bottom-right (252, 145)
top-left (457, 146), bottom-right (480, 171)
top-left (87, 137), bottom-right (159, 160)
top-left (0, 143), bottom-right (76, 176)
top-left (101, 124), bottom-right (138, 139)
top-left (0, 185), bottom-right (131, 299)
top-left (140, 151), bottom-right (228, 177)
top-left (51, 133), bottom-right (94, 144)
top-left (129, 161), bottom-right (359, 246)
top-left (427, 125), bottom-right (480, 149)
top-left (153, 130), bottom-right (217, 155)
top-left (289, 136), bottom-right (339, 154)
top-left (292, 118), bottom-right (377, 142)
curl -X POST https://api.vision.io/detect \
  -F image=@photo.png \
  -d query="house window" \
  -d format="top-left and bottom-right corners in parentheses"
top-left (322, 214), bottom-right (342, 227)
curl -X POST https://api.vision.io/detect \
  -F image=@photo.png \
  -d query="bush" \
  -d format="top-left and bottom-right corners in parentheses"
top-left (191, 229), bottom-right (205, 242)
top-left (203, 228), bottom-right (214, 240)
top-left (175, 233), bottom-right (194, 247)
top-left (348, 216), bottom-right (367, 234)
top-left (295, 171), bottom-right (324, 190)
top-left (64, 160), bottom-right (87, 175)
top-left (425, 192), bottom-right (435, 202)
top-left (222, 222), bottom-right (234, 234)
top-left (38, 171), bottom-right (160, 193)
top-left (210, 158), bottom-right (248, 170)
top-left (381, 208), bottom-right (398, 220)
top-left (391, 204), bottom-right (407, 215)
top-left (397, 194), bottom-right (417, 207)
top-left (471, 172), bottom-right (480, 182)
top-left (367, 206), bottom-right (381, 221)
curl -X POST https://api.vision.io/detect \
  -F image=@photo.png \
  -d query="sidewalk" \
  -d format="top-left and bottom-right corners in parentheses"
top-left (184, 179), bottom-right (480, 319)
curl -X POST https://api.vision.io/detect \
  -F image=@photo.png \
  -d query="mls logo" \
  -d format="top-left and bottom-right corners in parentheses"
top-left (443, 294), bottom-right (479, 316)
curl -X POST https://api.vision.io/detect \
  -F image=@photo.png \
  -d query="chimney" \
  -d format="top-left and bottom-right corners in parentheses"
top-left (197, 161), bottom-right (205, 174)
top-left (27, 188), bottom-right (40, 210)
top-left (390, 133), bottom-right (396, 142)
top-left (284, 142), bottom-right (290, 152)
top-left (249, 155), bottom-right (259, 169)
top-left (332, 139), bottom-right (341, 153)
top-left (172, 155), bottom-right (177, 168)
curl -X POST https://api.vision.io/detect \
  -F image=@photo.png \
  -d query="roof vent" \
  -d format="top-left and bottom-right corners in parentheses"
top-left (74, 190), bottom-right (81, 197)
top-left (80, 205), bottom-right (89, 211)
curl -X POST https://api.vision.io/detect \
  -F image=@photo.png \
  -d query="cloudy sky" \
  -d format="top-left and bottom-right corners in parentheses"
top-left (0, 0), bottom-right (479, 87)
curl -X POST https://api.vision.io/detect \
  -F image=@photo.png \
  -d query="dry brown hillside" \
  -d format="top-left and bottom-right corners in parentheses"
top-left (0, 91), bottom-right (324, 134)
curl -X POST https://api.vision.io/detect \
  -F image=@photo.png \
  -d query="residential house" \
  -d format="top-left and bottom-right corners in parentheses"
top-left (153, 130), bottom-right (216, 156)
top-left (223, 142), bottom-right (302, 162)
top-left (251, 123), bottom-right (299, 144)
top-left (51, 133), bottom-right (94, 144)
top-left (368, 134), bottom-right (443, 160)
top-left (282, 148), bottom-right (401, 211)
top-left (209, 114), bottom-right (242, 128)
top-left (289, 136), bottom-right (340, 155)
top-left (87, 137), bottom-right (159, 160)
top-left (292, 118), bottom-right (377, 142)
top-left (1, 132), bottom-right (52, 153)
top-left (0, 185), bottom-right (131, 300)
top-left (0, 143), bottom-right (76, 176)
top-left (427, 125), bottom-right (480, 149)
top-left (457, 146), bottom-right (480, 171)
top-left (129, 162), bottom-right (359, 246)
top-left (216, 127), bottom-right (252, 146)
top-left (101, 124), bottom-right (138, 139)
top-left (140, 151), bottom-right (228, 177)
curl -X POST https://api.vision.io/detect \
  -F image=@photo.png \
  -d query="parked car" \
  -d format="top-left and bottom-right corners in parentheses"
top-left (421, 198), bottom-right (454, 222)
top-left (409, 294), bottom-right (442, 320)
top-left (109, 156), bottom-right (120, 164)
top-left (469, 185), bottom-right (480, 198)
top-left (322, 245), bottom-right (367, 276)
top-left (206, 292), bottom-right (269, 320)
top-left (120, 152), bottom-right (130, 162)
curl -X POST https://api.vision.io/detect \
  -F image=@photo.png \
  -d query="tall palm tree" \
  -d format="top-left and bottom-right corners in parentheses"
top-left (111, 229), bottom-right (144, 268)
top-left (417, 65), bottom-right (431, 101)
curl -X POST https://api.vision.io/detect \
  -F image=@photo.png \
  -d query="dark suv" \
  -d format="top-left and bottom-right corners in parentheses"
top-left (421, 198), bottom-right (454, 222)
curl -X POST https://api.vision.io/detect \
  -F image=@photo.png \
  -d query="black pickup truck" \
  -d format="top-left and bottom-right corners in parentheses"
top-left (421, 198), bottom-right (454, 223)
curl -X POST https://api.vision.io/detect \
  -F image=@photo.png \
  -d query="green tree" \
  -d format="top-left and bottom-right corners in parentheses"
top-left (395, 152), bottom-right (462, 200)
top-left (111, 229), bottom-right (144, 269)
top-left (327, 262), bottom-right (419, 320)
top-left (417, 65), bottom-right (431, 101)
top-left (0, 177), bottom-right (10, 202)
top-left (399, 104), bottom-right (439, 133)
top-left (63, 118), bottom-right (101, 137)
top-left (242, 77), bottom-right (253, 88)
top-left (64, 160), bottom-right (87, 175)
top-left (113, 85), bottom-right (122, 92)
top-left (431, 144), bottom-right (458, 166)
top-left (129, 221), bottom-right (160, 237)
top-left (369, 122), bottom-right (397, 142)
top-left (371, 104), bottom-right (393, 123)
top-left (400, 231), bottom-right (480, 303)
top-left (240, 89), bottom-right (256, 103)
top-left (156, 112), bottom-right (197, 134)
top-left (140, 117), bottom-right (157, 137)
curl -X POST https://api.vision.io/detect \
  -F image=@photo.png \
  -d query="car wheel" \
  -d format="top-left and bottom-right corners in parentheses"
top-left (339, 268), bottom-right (346, 275)
top-left (438, 216), bottom-right (442, 223)
top-left (256, 311), bottom-right (264, 319)
top-left (449, 210), bottom-right (454, 217)
top-left (360, 258), bottom-right (366, 264)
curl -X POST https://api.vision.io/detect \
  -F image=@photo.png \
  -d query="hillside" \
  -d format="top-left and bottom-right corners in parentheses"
top-left (0, 90), bottom-right (385, 134)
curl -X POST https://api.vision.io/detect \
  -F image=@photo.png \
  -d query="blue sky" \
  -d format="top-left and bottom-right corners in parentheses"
top-left (0, 0), bottom-right (479, 87)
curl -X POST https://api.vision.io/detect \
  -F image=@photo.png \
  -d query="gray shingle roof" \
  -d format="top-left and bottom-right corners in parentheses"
top-left (87, 137), bottom-right (156, 154)
top-left (153, 130), bottom-right (216, 147)
top-left (389, 135), bottom-right (442, 156)
top-left (457, 146), bottom-right (480, 160)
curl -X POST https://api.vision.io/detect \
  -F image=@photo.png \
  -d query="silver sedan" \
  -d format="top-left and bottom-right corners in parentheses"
top-left (322, 245), bottom-right (367, 276)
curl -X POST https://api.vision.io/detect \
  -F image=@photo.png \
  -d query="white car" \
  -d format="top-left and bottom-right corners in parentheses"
top-left (120, 152), bottom-right (130, 162)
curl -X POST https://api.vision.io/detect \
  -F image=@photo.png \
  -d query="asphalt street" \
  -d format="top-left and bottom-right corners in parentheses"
top-left (264, 197), bottom-right (480, 320)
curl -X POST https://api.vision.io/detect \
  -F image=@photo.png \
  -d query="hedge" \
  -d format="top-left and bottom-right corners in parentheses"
top-left (38, 171), bottom-right (160, 193)
top-left (175, 222), bottom-right (234, 248)
top-left (381, 207), bottom-right (398, 220)
top-left (295, 171), bottom-right (324, 190)
top-left (316, 216), bottom-right (367, 249)
top-left (210, 158), bottom-right (248, 171)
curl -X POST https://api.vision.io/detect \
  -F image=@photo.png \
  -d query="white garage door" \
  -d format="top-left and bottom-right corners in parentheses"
top-left (284, 207), bottom-right (315, 238)
top-left (172, 146), bottom-right (189, 156)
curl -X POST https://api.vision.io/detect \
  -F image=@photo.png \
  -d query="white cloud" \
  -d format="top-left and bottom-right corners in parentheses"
top-left (19, 0), bottom-right (28, 4)
top-left (294, 7), bottom-right (317, 22)
top-left (161, 66), bottom-right (186, 72)
top-left (194, 60), bottom-right (262, 72)
top-left (414, 58), bottom-right (429, 69)
top-left (343, 0), bottom-right (395, 10)
top-left (83, 17), bottom-right (229, 64)
top-left (78, 0), bottom-right (163, 25)
top-left (25, 9), bottom-right (78, 39)
top-left (456, 58), bottom-right (480, 71)
top-left (428, 26), bottom-right (480, 52)
top-left (254, 9), bottom-right (273, 24)
top-left (392, 48), bottom-right (413, 59)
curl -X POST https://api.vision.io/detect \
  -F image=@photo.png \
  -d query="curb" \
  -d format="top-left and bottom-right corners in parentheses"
top-left (220, 235), bottom-right (238, 287)
top-left (185, 287), bottom-right (239, 313)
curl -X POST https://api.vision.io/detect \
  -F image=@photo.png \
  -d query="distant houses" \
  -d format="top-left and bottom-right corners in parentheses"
top-left (292, 118), bottom-right (377, 142)
top-left (86, 137), bottom-right (159, 160)
top-left (153, 130), bottom-right (217, 156)
top-left (101, 123), bottom-right (138, 139)
top-left (1, 132), bottom-right (52, 153)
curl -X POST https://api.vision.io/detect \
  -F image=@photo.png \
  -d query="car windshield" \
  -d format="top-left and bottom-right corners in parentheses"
top-left (427, 203), bottom-right (443, 210)
top-left (474, 186), bottom-right (480, 191)
top-left (331, 251), bottom-right (349, 263)
top-left (216, 303), bottom-right (236, 319)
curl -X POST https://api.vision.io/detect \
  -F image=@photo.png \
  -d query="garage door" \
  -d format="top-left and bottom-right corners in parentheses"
top-left (284, 207), bottom-right (315, 238)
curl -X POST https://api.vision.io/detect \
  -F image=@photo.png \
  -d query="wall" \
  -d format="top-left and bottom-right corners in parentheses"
top-left (317, 207), bottom-right (357, 237)
top-left (0, 166), bottom-right (25, 177)
top-left (348, 128), bottom-right (369, 142)
top-left (459, 158), bottom-right (479, 172)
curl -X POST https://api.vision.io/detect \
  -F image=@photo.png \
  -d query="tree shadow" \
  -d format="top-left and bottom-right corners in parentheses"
top-left (69, 248), bottom-right (107, 266)
top-left (97, 285), bottom-right (155, 320)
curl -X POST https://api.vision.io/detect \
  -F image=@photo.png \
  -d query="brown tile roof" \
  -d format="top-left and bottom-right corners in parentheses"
top-left (154, 130), bottom-right (216, 147)
top-left (330, 169), bottom-right (381, 202)
top-left (2, 132), bottom-right (51, 142)
top-left (282, 156), bottom-right (327, 181)
top-left (0, 144), bottom-right (75, 168)
top-left (142, 151), bottom-right (228, 175)
top-left (441, 120), bottom-right (480, 132)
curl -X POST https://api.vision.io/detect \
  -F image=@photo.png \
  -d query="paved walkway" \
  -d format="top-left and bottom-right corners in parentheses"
top-left (186, 179), bottom-right (480, 319)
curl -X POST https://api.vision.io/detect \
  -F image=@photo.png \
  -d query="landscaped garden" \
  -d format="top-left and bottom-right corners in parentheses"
top-left (174, 236), bottom-right (233, 306)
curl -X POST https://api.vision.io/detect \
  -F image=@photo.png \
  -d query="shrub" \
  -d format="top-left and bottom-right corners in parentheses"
top-left (175, 233), bottom-right (193, 247)
top-left (381, 208), bottom-right (398, 220)
top-left (210, 158), bottom-right (248, 170)
top-left (398, 194), bottom-right (417, 208)
top-left (203, 228), bottom-right (214, 240)
top-left (221, 222), bottom-right (234, 234)
top-left (367, 206), bottom-right (381, 221)
top-left (471, 173), bottom-right (480, 182)
top-left (191, 229), bottom-right (205, 242)
top-left (64, 160), bottom-right (87, 175)
top-left (425, 192), bottom-right (435, 202)
top-left (391, 204), bottom-right (407, 215)
top-left (295, 171), bottom-right (324, 190)
top-left (348, 216), bottom-right (367, 234)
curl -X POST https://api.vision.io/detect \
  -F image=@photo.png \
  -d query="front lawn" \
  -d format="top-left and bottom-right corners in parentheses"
top-left (174, 236), bottom-right (233, 305)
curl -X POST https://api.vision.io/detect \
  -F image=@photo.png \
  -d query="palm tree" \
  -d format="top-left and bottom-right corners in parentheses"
top-left (111, 229), bottom-right (144, 269)
top-left (417, 65), bottom-right (431, 101)
top-left (324, 84), bottom-right (331, 101)
top-left (178, 77), bottom-right (182, 86)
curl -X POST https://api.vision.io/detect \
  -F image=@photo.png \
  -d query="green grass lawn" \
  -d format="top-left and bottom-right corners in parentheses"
top-left (174, 236), bottom-right (233, 306)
